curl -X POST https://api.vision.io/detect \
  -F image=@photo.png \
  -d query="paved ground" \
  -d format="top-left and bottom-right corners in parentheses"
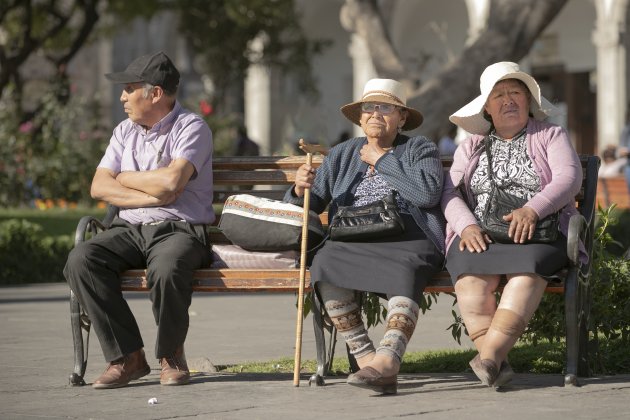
top-left (1, 283), bottom-right (629, 419)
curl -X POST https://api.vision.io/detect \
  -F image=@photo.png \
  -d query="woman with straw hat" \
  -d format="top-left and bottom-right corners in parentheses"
top-left (284, 78), bottom-right (445, 394)
top-left (442, 62), bottom-right (583, 388)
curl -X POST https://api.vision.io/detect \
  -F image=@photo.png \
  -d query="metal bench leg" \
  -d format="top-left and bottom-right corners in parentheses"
top-left (69, 290), bottom-right (90, 386)
top-left (309, 293), bottom-right (328, 386)
top-left (346, 344), bottom-right (359, 373)
top-left (563, 268), bottom-right (580, 386)
top-left (577, 272), bottom-right (591, 377)
top-left (309, 289), bottom-right (362, 386)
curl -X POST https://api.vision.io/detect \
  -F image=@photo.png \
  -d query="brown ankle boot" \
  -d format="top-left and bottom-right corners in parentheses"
top-left (160, 346), bottom-right (190, 386)
top-left (92, 349), bottom-right (151, 389)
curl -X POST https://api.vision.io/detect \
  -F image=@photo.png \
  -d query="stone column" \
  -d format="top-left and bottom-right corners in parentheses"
top-left (244, 34), bottom-right (271, 154)
top-left (464, 0), bottom-right (490, 45)
top-left (348, 34), bottom-right (377, 137)
top-left (593, 0), bottom-right (629, 149)
top-left (456, 0), bottom-right (490, 142)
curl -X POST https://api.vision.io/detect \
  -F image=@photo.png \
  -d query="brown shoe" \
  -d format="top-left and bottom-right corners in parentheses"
top-left (92, 349), bottom-right (151, 389)
top-left (469, 354), bottom-right (499, 386)
top-left (494, 360), bottom-right (515, 387)
top-left (347, 366), bottom-right (397, 394)
top-left (160, 346), bottom-right (190, 386)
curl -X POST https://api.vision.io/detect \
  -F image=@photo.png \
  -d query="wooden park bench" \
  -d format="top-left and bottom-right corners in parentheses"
top-left (68, 143), bottom-right (600, 388)
top-left (597, 176), bottom-right (630, 209)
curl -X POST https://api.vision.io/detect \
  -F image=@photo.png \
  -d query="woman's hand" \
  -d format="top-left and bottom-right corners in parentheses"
top-left (459, 224), bottom-right (492, 252)
top-left (503, 206), bottom-right (539, 243)
top-left (294, 163), bottom-right (315, 197)
top-left (359, 143), bottom-right (388, 166)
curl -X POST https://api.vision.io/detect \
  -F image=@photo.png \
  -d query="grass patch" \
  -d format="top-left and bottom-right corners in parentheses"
top-left (217, 339), bottom-right (630, 375)
top-left (0, 207), bottom-right (106, 237)
top-left (218, 345), bottom-right (560, 376)
top-left (219, 356), bottom-right (352, 376)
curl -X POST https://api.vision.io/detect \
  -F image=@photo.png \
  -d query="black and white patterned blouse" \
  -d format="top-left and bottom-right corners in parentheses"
top-left (353, 151), bottom-right (411, 214)
top-left (470, 129), bottom-right (541, 221)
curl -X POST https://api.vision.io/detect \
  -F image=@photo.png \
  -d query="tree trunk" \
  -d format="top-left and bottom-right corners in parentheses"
top-left (342, 0), bottom-right (569, 140)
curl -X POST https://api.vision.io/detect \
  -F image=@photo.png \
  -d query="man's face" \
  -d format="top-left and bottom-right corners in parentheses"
top-left (120, 83), bottom-right (154, 126)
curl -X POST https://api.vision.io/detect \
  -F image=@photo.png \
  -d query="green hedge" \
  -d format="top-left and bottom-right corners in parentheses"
top-left (0, 219), bottom-right (72, 284)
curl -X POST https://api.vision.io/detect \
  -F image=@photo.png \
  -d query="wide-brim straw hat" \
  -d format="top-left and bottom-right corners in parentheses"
top-left (449, 61), bottom-right (560, 135)
top-left (340, 78), bottom-right (423, 131)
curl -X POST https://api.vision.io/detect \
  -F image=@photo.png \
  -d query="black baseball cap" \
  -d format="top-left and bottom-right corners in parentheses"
top-left (105, 51), bottom-right (180, 91)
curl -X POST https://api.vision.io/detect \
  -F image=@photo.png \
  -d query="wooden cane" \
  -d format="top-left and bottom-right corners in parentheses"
top-left (293, 151), bottom-right (312, 386)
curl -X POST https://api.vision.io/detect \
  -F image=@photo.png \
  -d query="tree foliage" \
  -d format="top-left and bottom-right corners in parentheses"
top-left (0, 0), bottom-right (323, 205)
top-left (0, 80), bottom-right (108, 207)
top-left (174, 0), bottom-right (329, 106)
top-left (0, 0), bottom-right (100, 117)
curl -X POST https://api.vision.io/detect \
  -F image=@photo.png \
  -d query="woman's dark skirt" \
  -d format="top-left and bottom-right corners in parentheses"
top-left (445, 235), bottom-right (568, 285)
top-left (310, 214), bottom-right (444, 300)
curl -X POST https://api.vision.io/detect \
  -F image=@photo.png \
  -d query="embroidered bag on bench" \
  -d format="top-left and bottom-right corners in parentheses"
top-left (218, 194), bottom-right (325, 252)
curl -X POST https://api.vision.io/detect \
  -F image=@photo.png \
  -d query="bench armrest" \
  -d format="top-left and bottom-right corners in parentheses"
top-left (102, 204), bottom-right (119, 228)
top-left (566, 213), bottom-right (586, 266)
top-left (73, 205), bottom-right (119, 246)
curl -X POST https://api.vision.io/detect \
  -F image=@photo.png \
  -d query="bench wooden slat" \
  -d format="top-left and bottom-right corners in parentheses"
top-left (214, 170), bottom-right (299, 185)
top-left (121, 269), bottom-right (314, 292)
top-left (213, 155), bottom-right (323, 170)
top-left (214, 190), bottom-right (287, 203)
top-left (119, 269), bottom-right (565, 294)
top-left (597, 176), bottom-right (629, 208)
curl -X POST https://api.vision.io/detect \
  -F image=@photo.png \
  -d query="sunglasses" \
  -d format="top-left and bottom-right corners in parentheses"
top-left (361, 102), bottom-right (398, 115)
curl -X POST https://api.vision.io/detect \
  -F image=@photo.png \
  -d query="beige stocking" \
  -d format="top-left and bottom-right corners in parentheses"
top-left (481, 274), bottom-right (547, 363)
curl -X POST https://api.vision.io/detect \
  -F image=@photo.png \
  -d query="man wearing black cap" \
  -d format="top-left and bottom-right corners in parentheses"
top-left (64, 51), bottom-right (215, 389)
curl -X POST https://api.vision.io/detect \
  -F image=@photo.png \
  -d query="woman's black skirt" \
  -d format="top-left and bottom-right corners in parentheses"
top-left (309, 214), bottom-right (444, 300)
top-left (445, 235), bottom-right (568, 285)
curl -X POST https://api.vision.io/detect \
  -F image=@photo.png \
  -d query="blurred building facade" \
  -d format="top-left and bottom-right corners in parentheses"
top-left (67, 0), bottom-right (630, 156)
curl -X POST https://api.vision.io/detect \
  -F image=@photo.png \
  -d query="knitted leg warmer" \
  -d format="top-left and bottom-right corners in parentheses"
top-left (376, 296), bottom-right (419, 363)
top-left (317, 282), bottom-right (374, 358)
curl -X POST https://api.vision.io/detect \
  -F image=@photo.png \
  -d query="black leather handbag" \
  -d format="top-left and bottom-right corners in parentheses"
top-left (329, 191), bottom-right (405, 241)
top-left (479, 140), bottom-right (559, 244)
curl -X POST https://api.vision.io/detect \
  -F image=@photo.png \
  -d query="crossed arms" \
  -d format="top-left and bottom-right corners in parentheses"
top-left (90, 158), bottom-right (195, 208)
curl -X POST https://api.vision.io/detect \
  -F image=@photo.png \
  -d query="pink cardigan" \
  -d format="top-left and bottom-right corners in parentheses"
top-left (441, 118), bottom-right (585, 260)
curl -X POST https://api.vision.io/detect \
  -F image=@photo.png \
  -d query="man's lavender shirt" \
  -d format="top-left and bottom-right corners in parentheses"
top-left (98, 101), bottom-right (215, 225)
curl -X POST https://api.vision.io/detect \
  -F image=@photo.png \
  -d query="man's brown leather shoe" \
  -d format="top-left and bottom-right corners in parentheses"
top-left (160, 346), bottom-right (190, 385)
top-left (92, 349), bottom-right (151, 389)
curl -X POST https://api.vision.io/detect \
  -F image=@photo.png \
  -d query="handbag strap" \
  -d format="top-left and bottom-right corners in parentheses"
top-left (484, 137), bottom-right (497, 186)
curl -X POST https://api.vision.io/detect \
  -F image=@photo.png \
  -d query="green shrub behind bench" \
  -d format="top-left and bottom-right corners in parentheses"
top-left (0, 219), bottom-right (72, 284)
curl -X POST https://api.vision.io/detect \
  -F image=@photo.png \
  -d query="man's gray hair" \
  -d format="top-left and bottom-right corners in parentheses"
top-left (142, 83), bottom-right (155, 99)
top-left (142, 82), bottom-right (177, 99)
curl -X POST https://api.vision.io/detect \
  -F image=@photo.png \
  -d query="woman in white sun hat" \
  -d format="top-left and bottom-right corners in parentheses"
top-left (441, 61), bottom-right (583, 387)
top-left (285, 78), bottom-right (445, 394)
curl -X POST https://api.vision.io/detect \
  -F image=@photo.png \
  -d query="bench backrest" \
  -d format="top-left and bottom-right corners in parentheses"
top-left (209, 154), bottom-right (600, 247)
top-left (596, 176), bottom-right (630, 209)
top-left (116, 152), bottom-right (598, 293)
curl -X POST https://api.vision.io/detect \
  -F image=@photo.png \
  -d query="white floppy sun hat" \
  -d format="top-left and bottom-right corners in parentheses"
top-left (449, 61), bottom-right (560, 135)
top-left (341, 78), bottom-right (424, 131)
